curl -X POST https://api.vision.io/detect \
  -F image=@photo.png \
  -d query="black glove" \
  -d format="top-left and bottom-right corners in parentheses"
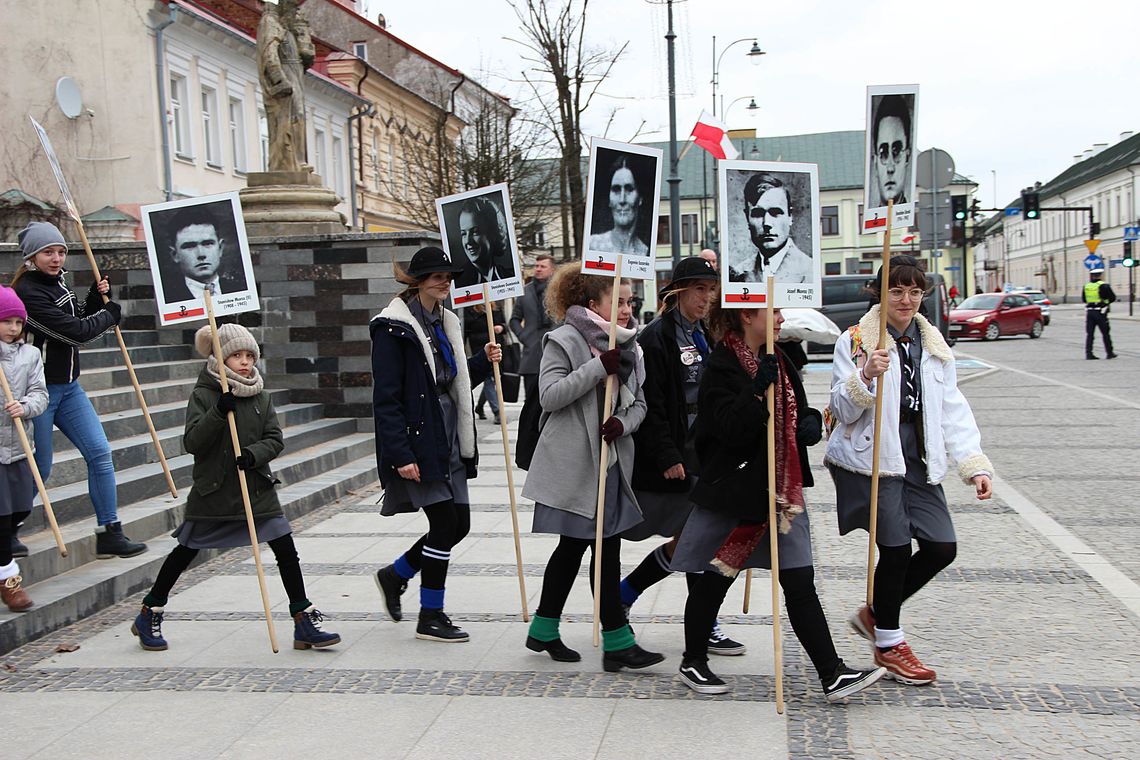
top-left (89, 278), bottom-right (112, 301)
top-left (752, 354), bottom-right (780, 395)
top-left (599, 347), bottom-right (622, 375)
top-left (796, 407), bottom-right (824, 447)
top-left (235, 449), bottom-right (255, 470)
top-left (103, 300), bottom-right (122, 324)
top-left (216, 391), bottom-right (237, 414)
top-left (601, 415), bottom-right (624, 443)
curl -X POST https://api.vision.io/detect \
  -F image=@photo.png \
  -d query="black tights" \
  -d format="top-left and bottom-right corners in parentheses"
top-left (872, 539), bottom-right (957, 631)
top-left (684, 566), bottom-right (841, 679)
top-left (537, 535), bottom-right (625, 631)
top-left (146, 534), bottom-right (308, 611)
top-left (402, 500), bottom-right (471, 592)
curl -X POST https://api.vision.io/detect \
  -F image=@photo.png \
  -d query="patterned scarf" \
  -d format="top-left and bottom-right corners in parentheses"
top-left (711, 331), bottom-right (806, 578)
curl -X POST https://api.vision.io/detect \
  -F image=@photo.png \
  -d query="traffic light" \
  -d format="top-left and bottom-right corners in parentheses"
top-left (1021, 190), bottom-right (1040, 220)
top-left (951, 195), bottom-right (968, 223)
top-left (1125, 241), bottom-right (1136, 268)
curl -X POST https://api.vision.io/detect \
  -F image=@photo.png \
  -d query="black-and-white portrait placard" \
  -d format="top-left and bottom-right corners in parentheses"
top-left (141, 192), bottom-right (259, 326)
top-left (862, 84), bottom-right (919, 233)
top-left (29, 116), bottom-right (79, 221)
top-left (718, 160), bottom-right (822, 309)
top-left (581, 138), bottom-right (663, 281)
top-left (435, 183), bottom-right (524, 308)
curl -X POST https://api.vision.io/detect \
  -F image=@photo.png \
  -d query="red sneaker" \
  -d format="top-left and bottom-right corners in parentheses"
top-left (874, 642), bottom-right (936, 685)
top-left (849, 605), bottom-right (875, 643)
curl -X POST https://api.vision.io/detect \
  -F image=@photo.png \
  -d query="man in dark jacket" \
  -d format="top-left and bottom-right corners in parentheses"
top-left (509, 254), bottom-right (555, 469)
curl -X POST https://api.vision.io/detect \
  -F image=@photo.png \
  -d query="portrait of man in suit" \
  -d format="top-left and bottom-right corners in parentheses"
top-left (156, 203), bottom-right (248, 303)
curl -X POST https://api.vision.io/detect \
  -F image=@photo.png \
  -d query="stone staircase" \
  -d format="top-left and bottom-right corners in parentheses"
top-left (0, 328), bottom-right (377, 654)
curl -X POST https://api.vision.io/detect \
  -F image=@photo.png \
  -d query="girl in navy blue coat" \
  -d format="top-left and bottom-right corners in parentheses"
top-left (370, 247), bottom-right (500, 643)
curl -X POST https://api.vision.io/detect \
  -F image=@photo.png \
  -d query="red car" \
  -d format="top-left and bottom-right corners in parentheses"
top-left (949, 293), bottom-right (1044, 340)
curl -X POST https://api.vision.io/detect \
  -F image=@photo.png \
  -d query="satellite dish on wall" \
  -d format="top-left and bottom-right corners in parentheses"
top-left (56, 77), bottom-right (83, 120)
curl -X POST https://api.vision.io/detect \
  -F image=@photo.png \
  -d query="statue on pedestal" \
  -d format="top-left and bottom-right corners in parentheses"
top-left (257, 0), bottom-right (315, 174)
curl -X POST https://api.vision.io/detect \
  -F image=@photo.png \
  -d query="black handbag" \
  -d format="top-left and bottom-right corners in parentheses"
top-left (498, 341), bottom-right (522, 403)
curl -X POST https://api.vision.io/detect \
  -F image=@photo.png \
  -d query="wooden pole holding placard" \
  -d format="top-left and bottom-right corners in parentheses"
top-left (0, 370), bottom-right (66, 557)
top-left (74, 223), bottom-right (178, 499)
top-left (866, 200), bottom-right (894, 605)
top-left (203, 288), bottom-right (278, 653)
top-left (591, 255), bottom-right (623, 648)
top-left (483, 284), bottom-right (529, 622)
top-left (765, 275), bottom-right (784, 714)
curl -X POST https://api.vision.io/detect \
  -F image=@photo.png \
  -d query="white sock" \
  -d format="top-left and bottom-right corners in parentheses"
top-left (0, 560), bottom-right (18, 580)
top-left (874, 626), bottom-right (905, 649)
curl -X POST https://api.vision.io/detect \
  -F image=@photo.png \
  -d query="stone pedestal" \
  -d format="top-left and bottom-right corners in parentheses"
top-left (239, 170), bottom-right (346, 237)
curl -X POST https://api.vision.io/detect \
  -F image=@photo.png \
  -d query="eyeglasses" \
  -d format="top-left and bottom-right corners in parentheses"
top-left (888, 287), bottom-right (926, 301)
top-left (877, 141), bottom-right (908, 163)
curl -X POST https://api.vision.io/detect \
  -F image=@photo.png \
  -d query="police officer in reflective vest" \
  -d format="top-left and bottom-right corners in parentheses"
top-left (1083, 269), bottom-right (1117, 360)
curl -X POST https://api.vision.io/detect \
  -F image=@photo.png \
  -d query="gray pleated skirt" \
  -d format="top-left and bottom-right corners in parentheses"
top-left (532, 450), bottom-right (644, 540)
top-left (622, 486), bottom-right (694, 542)
top-left (381, 393), bottom-right (469, 514)
top-left (0, 460), bottom-right (34, 518)
top-left (670, 502), bottom-right (814, 572)
top-left (829, 421), bottom-right (956, 546)
top-left (172, 516), bottom-right (292, 550)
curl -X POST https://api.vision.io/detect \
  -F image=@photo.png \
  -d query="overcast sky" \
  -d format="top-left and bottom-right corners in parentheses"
top-left (370, 0), bottom-right (1138, 211)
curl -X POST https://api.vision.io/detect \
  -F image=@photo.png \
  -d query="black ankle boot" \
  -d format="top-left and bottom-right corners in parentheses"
top-left (95, 523), bottom-right (147, 559)
top-left (415, 609), bottom-right (469, 643)
top-left (602, 643), bottom-right (665, 672)
top-left (526, 636), bottom-right (581, 662)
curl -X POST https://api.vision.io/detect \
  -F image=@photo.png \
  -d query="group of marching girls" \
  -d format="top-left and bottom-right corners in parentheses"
top-left (369, 246), bottom-right (993, 704)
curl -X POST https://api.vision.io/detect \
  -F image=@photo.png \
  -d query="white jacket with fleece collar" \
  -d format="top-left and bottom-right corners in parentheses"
top-left (824, 306), bottom-right (993, 484)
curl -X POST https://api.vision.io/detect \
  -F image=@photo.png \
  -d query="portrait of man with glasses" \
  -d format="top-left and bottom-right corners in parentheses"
top-left (862, 86), bottom-right (918, 231)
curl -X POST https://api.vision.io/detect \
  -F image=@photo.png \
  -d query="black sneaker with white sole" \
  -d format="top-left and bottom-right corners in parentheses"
top-left (415, 608), bottom-right (469, 642)
top-left (707, 622), bottom-right (747, 656)
top-left (821, 664), bottom-right (887, 703)
top-left (678, 659), bottom-right (730, 695)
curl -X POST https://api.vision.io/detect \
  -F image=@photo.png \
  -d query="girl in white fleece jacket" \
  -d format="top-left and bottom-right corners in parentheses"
top-left (825, 255), bottom-right (993, 688)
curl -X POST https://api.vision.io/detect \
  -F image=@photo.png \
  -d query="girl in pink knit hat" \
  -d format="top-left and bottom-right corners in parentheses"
top-left (0, 286), bottom-right (48, 612)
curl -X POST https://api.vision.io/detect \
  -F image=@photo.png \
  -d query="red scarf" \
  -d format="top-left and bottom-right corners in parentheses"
top-left (711, 332), bottom-right (806, 577)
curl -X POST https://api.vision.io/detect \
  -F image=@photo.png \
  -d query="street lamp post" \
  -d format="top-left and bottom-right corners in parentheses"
top-left (710, 36), bottom-right (764, 246)
top-left (666, 0), bottom-right (682, 267)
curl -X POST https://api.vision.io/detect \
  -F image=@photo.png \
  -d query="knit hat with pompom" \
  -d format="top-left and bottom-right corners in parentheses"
top-left (193, 323), bottom-right (259, 362)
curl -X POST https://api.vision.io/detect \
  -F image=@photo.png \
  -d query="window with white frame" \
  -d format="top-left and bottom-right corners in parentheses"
top-left (313, 126), bottom-right (327, 179)
top-left (228, 97), bottom-right (247, 173)
top-left (353, 41), bottom-right (368, 61)
top-left (170, 74), bottom-right (191, 158)
top-left (332, 135), bottom-right (344, 196)
top-left (371, 128), bottom-right (381, 191)
top-left (388, 135), bottom-right (398, 195)
top-left (258, 108), bottom-right (269, 171)
top-left (201, 86), bottom-right (221, 168)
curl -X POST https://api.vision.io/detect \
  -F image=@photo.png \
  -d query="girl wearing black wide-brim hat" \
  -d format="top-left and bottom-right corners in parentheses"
top-left (370, 246), bottom-right (501, 643)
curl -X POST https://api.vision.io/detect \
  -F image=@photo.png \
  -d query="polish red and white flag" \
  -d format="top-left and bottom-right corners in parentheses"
top-left (688, 111), bottom-right (739, 160)
top-left (901, 233), bottom-right (916, 243)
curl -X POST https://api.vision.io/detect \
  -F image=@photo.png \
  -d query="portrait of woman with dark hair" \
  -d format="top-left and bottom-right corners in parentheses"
top-left (454, 195), bottom-right (514, 289)
top-left (588, 155), bottom-right (650, 256)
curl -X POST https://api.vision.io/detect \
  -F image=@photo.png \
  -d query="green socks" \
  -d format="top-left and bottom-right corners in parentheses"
top-left (601, 625), bottom-right (636, 652)
top-left (528, 614), bottom-right (561, 642)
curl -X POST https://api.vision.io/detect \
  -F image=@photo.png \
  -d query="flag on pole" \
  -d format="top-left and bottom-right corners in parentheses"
top-left (689, 111), bottom-right (739, 160)
top-left (901, 233), bottom-right (916, 243)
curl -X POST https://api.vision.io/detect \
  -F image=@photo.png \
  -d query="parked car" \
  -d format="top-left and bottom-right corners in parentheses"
top-left (1012, 288), bottom-right (1052, 325)
top-left (949, 293), bottom-right (1044, 340)
top-left (809, 273), bottom-right (951, 352)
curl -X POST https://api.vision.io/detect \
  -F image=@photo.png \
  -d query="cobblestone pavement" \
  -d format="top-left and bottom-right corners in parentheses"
top-left (1, 306), bottom-right (1137, 758)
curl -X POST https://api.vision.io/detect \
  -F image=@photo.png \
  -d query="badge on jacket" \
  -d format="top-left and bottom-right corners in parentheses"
top-left (679, 344), bottom-right (701, 366)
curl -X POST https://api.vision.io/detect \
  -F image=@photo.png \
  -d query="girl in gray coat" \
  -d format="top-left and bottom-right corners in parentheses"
top-left (0, 287), bottom-right (49, 612)
top-left (521, 264), bottom-right (664, 672)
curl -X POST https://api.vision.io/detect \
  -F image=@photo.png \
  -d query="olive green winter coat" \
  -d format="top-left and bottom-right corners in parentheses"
top-left (182, 368), bottom-right (284, 521)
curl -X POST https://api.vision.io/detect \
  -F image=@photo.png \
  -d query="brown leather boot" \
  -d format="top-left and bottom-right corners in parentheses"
top-left (1, 575), bottom-right (33, 612)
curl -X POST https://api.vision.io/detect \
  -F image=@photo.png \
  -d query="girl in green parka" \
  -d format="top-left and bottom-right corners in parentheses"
top-left (130, 323), bottom-right (339, 651)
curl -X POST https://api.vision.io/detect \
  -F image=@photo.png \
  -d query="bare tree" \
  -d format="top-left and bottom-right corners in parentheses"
top-left (507, 0), bottom-right (627, 255)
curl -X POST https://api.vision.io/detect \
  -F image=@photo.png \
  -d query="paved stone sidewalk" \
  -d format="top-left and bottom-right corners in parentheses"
top-left (1, 365), bottom-right (1137, 758)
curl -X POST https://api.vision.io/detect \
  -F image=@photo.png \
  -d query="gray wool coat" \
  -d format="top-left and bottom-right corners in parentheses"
top-left (0, 340), bottom-right (48, 465)
top-left (521, 323), bottom-right (646, 519)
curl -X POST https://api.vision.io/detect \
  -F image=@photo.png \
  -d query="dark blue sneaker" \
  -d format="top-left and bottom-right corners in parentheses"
top-left (293, 608), bottom-right (341, 649)
top-left (131, 605), bottom-right (168, 651)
